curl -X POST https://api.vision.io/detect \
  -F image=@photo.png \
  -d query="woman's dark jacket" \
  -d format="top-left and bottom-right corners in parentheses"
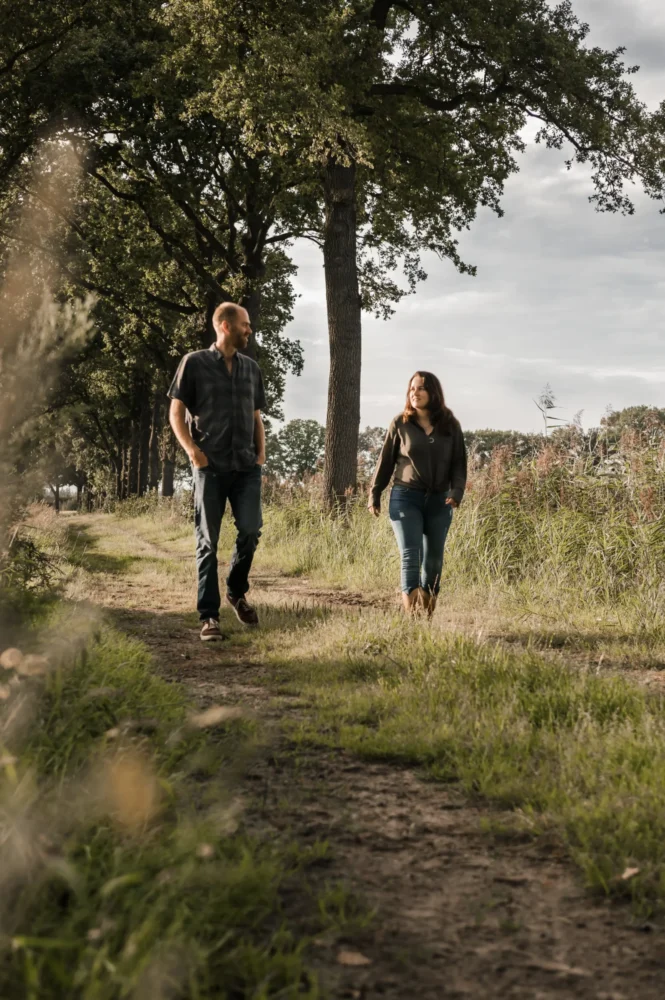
top-left (369, 414), bottom-right (467, 510)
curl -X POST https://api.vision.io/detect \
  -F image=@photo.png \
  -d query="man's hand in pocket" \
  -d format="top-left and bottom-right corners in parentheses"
top-left (189, 447), bottom-right (209, 469)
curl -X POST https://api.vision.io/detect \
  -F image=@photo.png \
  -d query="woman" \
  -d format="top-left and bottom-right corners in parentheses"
top-left (368, 371), bottom-right (467, 617)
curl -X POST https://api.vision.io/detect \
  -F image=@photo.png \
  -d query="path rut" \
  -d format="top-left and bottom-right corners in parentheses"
top-left (70, 515), bottom-right (665, 999)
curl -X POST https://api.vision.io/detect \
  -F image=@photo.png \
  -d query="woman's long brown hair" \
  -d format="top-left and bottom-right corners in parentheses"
top-left (403, 371), bottom-right (455, 434)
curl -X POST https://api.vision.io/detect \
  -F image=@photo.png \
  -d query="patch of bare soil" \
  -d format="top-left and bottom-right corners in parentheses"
top-left (105, 597), bottom-right (665, 1000)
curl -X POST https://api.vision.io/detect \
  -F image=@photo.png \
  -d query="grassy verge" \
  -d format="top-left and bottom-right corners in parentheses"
top-left (256, 610), bottom-right (665, 916)
top-left (45, 506), bottom-right (665, 917)
top-left (0, 615), bottom-right (334, 999)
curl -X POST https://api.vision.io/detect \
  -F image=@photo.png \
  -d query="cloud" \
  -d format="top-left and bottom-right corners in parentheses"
top-left (441, 347), bottom-right (665, 384)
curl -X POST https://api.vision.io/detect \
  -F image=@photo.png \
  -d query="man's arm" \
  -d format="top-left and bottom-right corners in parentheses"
top-left (169, 399), bottom-right (208, 469)
top-left (254, 410), bottom-right (265, 465)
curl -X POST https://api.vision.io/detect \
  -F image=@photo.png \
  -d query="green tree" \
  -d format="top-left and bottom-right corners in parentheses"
top-left (358, 425), bottom-right (387, 481)
top-left (463, 429), bottom-right (543, 465)
top-left (1, 1), bottom-right (311, 494)
top-left (180, 0), bottom-right (665, 504)
top-left (601, 406), bottom-right (665, 450)
top-left (265, 419), bottom-right (325, 481)
top-left (5, 1), bottom-right (665, 509)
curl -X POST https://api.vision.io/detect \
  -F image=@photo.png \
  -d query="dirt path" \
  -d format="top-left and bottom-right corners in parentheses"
top-left (68, 515), bottom-right (665, 999)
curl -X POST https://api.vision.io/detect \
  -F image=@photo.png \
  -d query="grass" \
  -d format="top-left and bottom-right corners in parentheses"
top-left (108, 465), bottom-right (665, 669)
top-left (255, 611), bottom-right (665, 914)
top-left (0, 612), bottom-right (341, 998)
top-left (23, 455), bottom-right (665, 927)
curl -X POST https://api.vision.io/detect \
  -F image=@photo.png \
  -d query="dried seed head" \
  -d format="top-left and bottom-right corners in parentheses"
top-left (188, 705), bottom-right (244, 728)
top-left (0, 648), bottom-right (23, 671)
top-left (103, 752), bottom-right (161, 831)
top-left (16, 654), bottom-right (49, 677)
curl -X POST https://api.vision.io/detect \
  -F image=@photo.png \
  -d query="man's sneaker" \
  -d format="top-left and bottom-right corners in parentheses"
top-left (200, 619), bottom-right (225, 641)
top-left (226, 594), bottom-right (259, 627)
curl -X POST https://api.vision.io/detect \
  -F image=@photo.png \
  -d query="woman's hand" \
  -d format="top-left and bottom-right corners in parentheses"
top-left (256, 452), bottom-right (266, 466)
top-left (368, 504), bottom-right (381, 518)
top-left (445, 497), bottom-right (459, 509)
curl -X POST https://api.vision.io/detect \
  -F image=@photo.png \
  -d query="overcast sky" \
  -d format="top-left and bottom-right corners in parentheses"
top-left (280, 0), bottom-right (665, 434)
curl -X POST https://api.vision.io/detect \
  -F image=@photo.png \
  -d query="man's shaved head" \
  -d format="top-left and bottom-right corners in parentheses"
top-left (213, 301), bottom-right (243, 330)
top-left (212, 301), bottom-right (252, 351)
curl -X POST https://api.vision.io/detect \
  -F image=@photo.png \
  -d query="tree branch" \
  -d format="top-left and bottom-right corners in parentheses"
top-left (0, 20), bottom-right (81, 76)
top-left (369, 78), bottom-right (515, 113)
top-left (264, 231), bottom-right (295, 245)
top-left (369, 0), bottom-right (417, 31)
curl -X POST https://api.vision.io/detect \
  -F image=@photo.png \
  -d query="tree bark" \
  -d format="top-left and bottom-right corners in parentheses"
top-left (137, 396), bottom-right (152, 495)
top-left (240, 284), bottom-right (259, 361)
top-left (127, 422), bottom-right (140, 497)
top-left (161, 432), bottom-right (176, 498)
top-left (322, 158), bottom-right (362, 507)
top-left (120, 440), bottom-right (129, 500)
top-left (115, 455), bottom-right (123, 501)
top-left (148, 394), bottom-right (162, 492)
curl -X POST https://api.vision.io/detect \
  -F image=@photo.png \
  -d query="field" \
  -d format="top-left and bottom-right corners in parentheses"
top-left (3, 454), bottom-right (665, 998)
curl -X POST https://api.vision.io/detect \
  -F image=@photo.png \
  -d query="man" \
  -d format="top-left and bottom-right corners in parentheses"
top-left (168, 302), bottom-right (266, 639)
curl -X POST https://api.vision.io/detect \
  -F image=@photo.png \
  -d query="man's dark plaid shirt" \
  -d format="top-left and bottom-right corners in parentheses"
top-left (168, 345), bottom-right (266, 471)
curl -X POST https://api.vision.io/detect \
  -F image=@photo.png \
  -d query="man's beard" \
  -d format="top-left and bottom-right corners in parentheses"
top-left (232, 329), bottom-right (249, 349)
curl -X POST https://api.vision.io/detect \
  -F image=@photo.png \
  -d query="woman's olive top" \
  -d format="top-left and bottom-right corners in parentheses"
top-left (369, 414), bottom-right (467, 510)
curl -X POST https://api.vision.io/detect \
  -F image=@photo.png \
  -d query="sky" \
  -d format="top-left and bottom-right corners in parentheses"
top-left (280, 0), bottom-right (665, 434)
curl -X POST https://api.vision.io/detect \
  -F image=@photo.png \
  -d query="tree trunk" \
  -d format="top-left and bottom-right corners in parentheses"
top-left (161, 432), bottom-right (176, 498)
top-left (322, 158), bottom-right (362, 507)
top-left (76, 483), bottom-right (82, 511)
top-left (120, 440), bottom-right (129, 500)
top-left (239, 285), bottom-right (259, 361)
top-left (127, 422), bottom-right (140, 497)
top-left (137, 396), bottom-right (152, 496)
top-left (52, 483), bottom-right (60, 513)
top-left (115, 457), bottom-right (123, 501)
top-left (204, 292), bottom-right (218, 348)
top-left (148, 394), bottom-right (162, 492)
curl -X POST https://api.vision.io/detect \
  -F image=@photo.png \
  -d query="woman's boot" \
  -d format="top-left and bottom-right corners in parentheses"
top-left (401, 589), bottom-right (421, 615)
top-left (415, 588), bottom-right (428, 615)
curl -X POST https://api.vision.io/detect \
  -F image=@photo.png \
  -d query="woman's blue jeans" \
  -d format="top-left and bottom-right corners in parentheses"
top-left (389, 485), bottom-right (453, 595)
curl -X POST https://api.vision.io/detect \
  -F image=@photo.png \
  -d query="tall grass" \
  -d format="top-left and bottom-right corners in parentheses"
top-left (117, 447), bottom-right (665, 640)
top-left (0, 619), bottom-right (330, 998)
top-left (253, 454), bottom-right (665, 625)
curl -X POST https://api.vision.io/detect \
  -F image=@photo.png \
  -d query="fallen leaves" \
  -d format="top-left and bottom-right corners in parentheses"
top-left (337, 950), bottom-right (372, 967)
top-left (523, 957), bottom-right (591, 978)
top-left (621, 867), bottom-right (640, 881)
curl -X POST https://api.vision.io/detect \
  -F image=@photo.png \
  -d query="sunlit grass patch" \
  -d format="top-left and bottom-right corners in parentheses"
top-left (258, 609), bottom-right (665, 914)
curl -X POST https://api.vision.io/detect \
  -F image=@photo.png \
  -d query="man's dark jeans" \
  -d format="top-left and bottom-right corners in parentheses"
top-left (193, 463), bottom-right (262, 621)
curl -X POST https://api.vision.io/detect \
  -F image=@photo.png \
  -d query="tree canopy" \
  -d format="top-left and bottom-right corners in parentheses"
top-left (1, 0), bottom-right (665, 503)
